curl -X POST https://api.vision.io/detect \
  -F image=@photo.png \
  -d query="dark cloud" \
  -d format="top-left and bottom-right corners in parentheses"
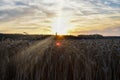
top-left (0, 7), bottom-right (33, 22)
top-left (110, 16), bottom-right (120, 19)
top-left (14, 1), bottom-right (28, 6)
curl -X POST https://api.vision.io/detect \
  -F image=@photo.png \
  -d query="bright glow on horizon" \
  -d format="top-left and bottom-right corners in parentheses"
top-left (51, 0), bottom-right (73, 35)
top-left (51, 16), bottom-right (73, 35)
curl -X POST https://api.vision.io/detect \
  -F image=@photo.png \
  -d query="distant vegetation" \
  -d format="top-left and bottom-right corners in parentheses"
top-left (0, 33), bottom-right (51, 41)
top-left (78, 34), bottom-right (104, 39)
top-left (0, 33), bottom-right (120, 41)
top-left (64, 34), bottom-right (120, 40)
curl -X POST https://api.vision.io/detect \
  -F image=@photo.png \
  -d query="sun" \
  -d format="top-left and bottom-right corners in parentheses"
top-left (50, 0), bottom-right (73, 35)
top-left (51, 17), bottom-right (72, 35)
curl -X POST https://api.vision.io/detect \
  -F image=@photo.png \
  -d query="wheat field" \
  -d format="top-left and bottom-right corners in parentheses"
top-left (0, 36), bottom-right (120, 80)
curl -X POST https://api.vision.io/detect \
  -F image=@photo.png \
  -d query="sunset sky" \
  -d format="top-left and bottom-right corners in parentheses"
top-left (0, 0), bottom-right (120, 36)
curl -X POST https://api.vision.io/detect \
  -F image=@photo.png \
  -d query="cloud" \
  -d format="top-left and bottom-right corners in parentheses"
top-left (0, 0), bottom-right (120, 35)
top-left (0, 7), bottom-right (33, 22)
top-left (13, 26), bottom-right (39, 29)
top-left (69, 26), bottom-right (120, 36)
top-left (65, 0), bottom-right (119, 17)
top-left (0, 0), bottom-right (56, 22)
top-left (14, 1), bottom-right (27, 6)
top-left (84, 26), bottom-right (120, 36)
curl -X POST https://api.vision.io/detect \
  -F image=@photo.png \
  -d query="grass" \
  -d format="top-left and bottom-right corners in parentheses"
top-left (0, 37), bottom-right (120, 80)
